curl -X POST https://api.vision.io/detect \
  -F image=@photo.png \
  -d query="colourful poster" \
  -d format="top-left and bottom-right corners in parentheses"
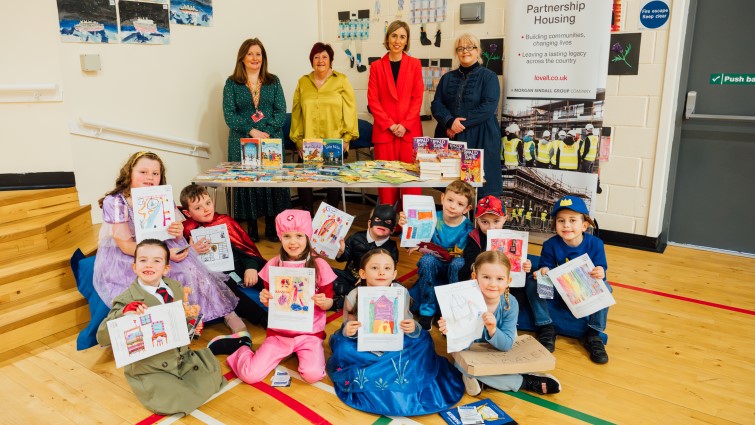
top-left (267, 266), bottom-right (316, 332)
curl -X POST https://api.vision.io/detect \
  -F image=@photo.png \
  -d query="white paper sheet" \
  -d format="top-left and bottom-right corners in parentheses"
top-left (267, 266), bottom-right (316, 332)
top-left (486, 229), bottom-right (529, 288)
top-left (435, 280), bottom-right (487, 353)
top-left (356, 286), bottom-right (406, 352)
top-left (106, 301), bottom-right (190, 368)
top-left (546, 253), bottom-right (616, 318)
top-left (400, 195), bottom-right (437, 247)
top-left (311, 203), bottom-right (354, 260)
top-left (190, 224), bottom-right (235, 272)
top-left (132, 185), bottom-right (176, 243)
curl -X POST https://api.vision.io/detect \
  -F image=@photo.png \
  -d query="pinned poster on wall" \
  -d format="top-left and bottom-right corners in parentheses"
top-left (504, 0), bottom-right (612, 100)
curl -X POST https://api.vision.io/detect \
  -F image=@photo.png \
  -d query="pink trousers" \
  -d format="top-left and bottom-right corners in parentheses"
top-left (226, 334), bottom-right (326, 384)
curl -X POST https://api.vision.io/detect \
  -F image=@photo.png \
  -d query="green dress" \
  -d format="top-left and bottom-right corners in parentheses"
top-left (222, 76), bottom-right (291, 220)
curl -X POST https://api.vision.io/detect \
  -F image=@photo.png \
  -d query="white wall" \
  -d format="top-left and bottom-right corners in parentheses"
top-left (0, 0), bottom-right (318, 223)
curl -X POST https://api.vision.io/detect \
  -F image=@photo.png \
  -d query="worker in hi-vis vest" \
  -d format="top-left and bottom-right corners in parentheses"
top-left (535, 130), bottom-right (553, 168)
top-left (502, 123), bottom-right (523, 168)
top-left (511, 204), bottom-right (520, 224)
top-left (523, 130), bottom-right (536, 167)
top-left (540, 210), bottom-right (548, 229)
top-left (524, 208), bottom-right (533, 227)
top-left (517, 205), bottom-right (525, 225)
top-left (551, 129), bottom-right (581, 171)
top-left (580, 123), bottom-right (599, 173)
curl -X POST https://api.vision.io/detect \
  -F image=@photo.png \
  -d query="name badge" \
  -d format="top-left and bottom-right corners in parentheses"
top-left (251, 110), bottom-right (265, 122)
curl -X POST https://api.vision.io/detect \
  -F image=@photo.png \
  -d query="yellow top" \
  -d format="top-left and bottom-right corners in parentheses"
top-left (290, 70), bottom-right (359, 150)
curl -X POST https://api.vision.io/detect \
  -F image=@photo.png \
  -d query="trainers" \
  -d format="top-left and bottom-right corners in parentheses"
top-left (208, 331), bottom-right (252, 356)
top-left (462, 374), bottom-right (482, 396)
top-left (536, 325), bottom-right (557, 353)
top-left (418, 315), bottom-right (433, 331)
top-left (583, 334), bottom-right (609, 364)
top-left (521, 373), bottom-right (561, 395)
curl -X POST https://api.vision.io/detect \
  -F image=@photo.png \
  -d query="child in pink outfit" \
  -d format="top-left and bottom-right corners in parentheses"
top-left (218, 209), bottom-right (336, 384)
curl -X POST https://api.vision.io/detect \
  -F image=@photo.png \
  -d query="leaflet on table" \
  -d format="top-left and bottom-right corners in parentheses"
top-left (132, 185), bottom-right (176, 243)
top-left (106, 301), bottom-right (191, 368)
top-left (357, 286), bottom-right (407, 352)
top-left (486, 230), bottom-right (528, 288)
top-left (260, 138), bottom-right (283, 168)
top-left (546, 253), bottom-right (616, 319)
top-left (311, 203), bottom-right (354, 260)
top-left (190, 223), bottom-right (235, 272)
top-left (400, 195), bottom-right (437, 247)
top-left (435, 280), bottom-right (486, 353)
top-left (240, 138), bottom-right (261, 167)
top-left (267, 266), bottom-right (316, 332)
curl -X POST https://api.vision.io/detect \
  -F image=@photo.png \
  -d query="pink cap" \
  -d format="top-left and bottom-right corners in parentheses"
top-left (275, 209), bottom-right (313, 239)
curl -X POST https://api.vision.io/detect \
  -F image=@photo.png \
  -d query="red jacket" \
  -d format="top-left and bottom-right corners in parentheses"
top-left (367, 53), bottom-right (424, 145)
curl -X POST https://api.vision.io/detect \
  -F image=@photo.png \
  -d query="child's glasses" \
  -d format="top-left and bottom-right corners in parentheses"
top-left (455, 45), bottom-right (477, 53)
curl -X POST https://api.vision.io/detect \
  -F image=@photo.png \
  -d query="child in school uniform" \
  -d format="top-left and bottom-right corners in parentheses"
top-left (327, 248), bottom-right (463, 416)
top-left (332, 204), bottom-right (399, 311)
top-left (96, 239), bottom-right (226, 415)
top-left (180, 184), bottom-right (268, 325)
top-left (209, 209), bottom-right (336, 384)
top-left (529, 195), bottom-right (611, 364)
top-left (398, 180), bottom-right (475, 330)
top-left (439, 251), bottom-right (561, 396)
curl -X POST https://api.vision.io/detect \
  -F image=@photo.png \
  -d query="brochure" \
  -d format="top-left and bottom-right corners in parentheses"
top-left (439, 398), bottom-right (517, 425)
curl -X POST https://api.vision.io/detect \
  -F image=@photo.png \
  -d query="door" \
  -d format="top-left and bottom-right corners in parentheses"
top-left (667, 0), bottom-right (755, 254)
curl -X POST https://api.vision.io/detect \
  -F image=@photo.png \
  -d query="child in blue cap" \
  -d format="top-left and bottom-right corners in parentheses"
top-left (526, 195), bottom-right (611, 364)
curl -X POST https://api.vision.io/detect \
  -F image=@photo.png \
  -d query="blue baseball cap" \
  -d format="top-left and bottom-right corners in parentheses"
top-left (551, 196), bottom-right (594, 226)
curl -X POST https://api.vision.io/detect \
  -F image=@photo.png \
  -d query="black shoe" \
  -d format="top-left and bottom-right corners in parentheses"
top-left (208, 332), bottom-right (252, 356)
top-left (248, 222), bottom-right (260, 243)
top-left (418, 315), bottom-right (433, 331)
top-left (536, 325), bottom-right (556, 353)
top-left (583, 334), bottom-right (609, 364)
top-left (521, 373), bottom-right (561, 394)
top-left (349, 56), bottom-right (355, 68)
top-left (434, 29), bottom-right (442, 47)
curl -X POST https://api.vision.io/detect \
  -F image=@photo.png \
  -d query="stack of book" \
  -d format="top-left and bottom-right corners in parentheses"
top-left (441, 141), bottom-right (466, 178)
top-left (419, 161), bottom-right (442, 179)
top-left (414, 137), bottom-right (450, 180)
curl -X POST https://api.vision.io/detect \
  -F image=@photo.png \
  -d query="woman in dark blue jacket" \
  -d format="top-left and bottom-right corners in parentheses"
top-left (431, 33), bottom-right (502, 198)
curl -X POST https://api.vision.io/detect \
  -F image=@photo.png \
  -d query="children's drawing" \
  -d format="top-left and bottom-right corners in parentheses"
top-left (124, 324), bottom-right (145, 355)
top-left (409, 0), bottom-right (447, 24)
top-left (151, 321), bottom-right (168, 346)
top-left (170, 0), bottom-right (212, 27)
top-left (311, 203), bottom-right (354, 260)
top-left (131, 185), bottom-right (175, 242)
top-left (57, 0), bottom-right (119, 43)
top-left (486, 229), bottom-right (529, 288)
top-left (357, 286), bottom-right (406, 352)
top-left (546, 253), bottom-right (616, 319)
top-left (435, 280), bottom-right (486, 353)
top-left (190, 224), bottom-right (235, 272)
top-left (267, 267), bottom-right (316, 333)
top-left (337, 10), bottom-right (370, 72)
top-left (119, 0), bottom-right (170, 45)
top-left (400, 195), bottom-right (437, 248)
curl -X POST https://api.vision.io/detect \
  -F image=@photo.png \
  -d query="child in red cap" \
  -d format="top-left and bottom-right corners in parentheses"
top-left (210, 209), bottom-right (337, 385)
top-left (459, 196), bottom-right (532, 281)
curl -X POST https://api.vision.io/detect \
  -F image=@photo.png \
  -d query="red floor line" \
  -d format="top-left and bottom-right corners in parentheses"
top-left (397, 268), bottom-right (418, 282)
top-left (610, 281), bottom-right (755, 316)
top-left (326, 311), bottom-right (343, 324)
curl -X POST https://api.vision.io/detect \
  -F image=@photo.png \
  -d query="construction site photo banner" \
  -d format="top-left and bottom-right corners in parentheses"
top-left (504, 0), bottom-right (612, 100)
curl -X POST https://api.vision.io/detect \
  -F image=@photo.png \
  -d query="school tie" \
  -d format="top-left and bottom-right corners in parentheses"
top-left (155, 287), bottom-right (173, 304)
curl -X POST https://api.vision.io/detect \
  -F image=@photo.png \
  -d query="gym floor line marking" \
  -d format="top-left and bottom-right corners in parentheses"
top-left (609, 281), bottom-right (755, 315)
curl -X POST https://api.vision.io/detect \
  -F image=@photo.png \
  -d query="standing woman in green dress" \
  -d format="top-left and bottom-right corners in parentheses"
top-left (223, 38), bottom-right (289, 242)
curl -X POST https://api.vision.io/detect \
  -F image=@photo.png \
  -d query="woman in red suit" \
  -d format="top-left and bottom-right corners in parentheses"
top-left (367, 20), bottom-right (424, 208)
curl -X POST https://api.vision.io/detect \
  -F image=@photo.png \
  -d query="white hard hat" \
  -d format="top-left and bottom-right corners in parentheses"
top-left (558, 130), bottom-right (566, 137)
top-left (527, 130), bottom-right (534, 136)
top-left (542, 130), bottom-right (551, 137)
top-left (567, 129), bottom-right (577, 137)
top-left (585, 123), bottom-right (594, 130)
top-left (506, 124), bottom-right (520, 133)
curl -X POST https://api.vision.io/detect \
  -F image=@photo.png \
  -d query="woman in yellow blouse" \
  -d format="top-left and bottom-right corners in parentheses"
top-left (290, 42), bottom-right (359, 214)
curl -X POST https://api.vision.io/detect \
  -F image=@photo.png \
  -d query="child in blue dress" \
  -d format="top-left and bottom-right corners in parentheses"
top-left (327, 248), bottom-right (464, 416)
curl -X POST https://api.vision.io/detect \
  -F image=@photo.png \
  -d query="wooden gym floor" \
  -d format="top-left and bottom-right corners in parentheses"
top-left (0, 203), bottom-right (753, 425)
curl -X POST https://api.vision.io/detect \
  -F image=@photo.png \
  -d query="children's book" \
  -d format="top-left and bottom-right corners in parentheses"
top-left (452, 335), bottom-right (556, 376)
top-left (267, 266), bottom-right (316, 332)
top-left (417, 241), bottom-right (452, 262)
top-left (357, 286), bottom-right (407, 352)
top-left (311, 202), bottom-right (354, 260)
top-left (486, 229), bottom-right (529, 288)
top-left (132, 185), bottom-right (176, 243)
top-left (323, 138), bottom-right (344, 166)
top-left (260, 138), bottom-right (283, 168)
top-left (240, 138), bottom-right (261, 167)
top-left (447, 141), bottom-right (467, 159)
top-left (302, 139), bottom-right (324, 166)
top-left (461, 148), bottom-right (484, 184)
top-left (106, 301), bottom-right (191, 368)
top-left (546, 253), bottom-right (616, 319)
top-left (190, 224), bottom-right (235, 272)
top-left (435, 280), bottom-right (486, 353)
top-left (439, 398), bottom-right (518, 425)
top-left (429, 137), bottom-right (450, 158)
top-left (413, 136), bottom-right (434, 162)
top-left (400, 195), bottom-right (437, 248)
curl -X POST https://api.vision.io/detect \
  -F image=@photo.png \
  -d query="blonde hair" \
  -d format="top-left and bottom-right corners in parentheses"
top-left (383, 20), bottom-right (411, 52)
top-left (453, 33), bottom-right (483, 68)
top-left (472, 251), bottom-right (512, 310)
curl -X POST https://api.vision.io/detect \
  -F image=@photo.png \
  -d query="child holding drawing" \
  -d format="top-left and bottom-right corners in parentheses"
top-left (93, 151), bottom-right (245, 333)
top-left (327, 249), bottom-right (463, 416)
top-left (528, 195), bottom-right (611, 364)
top-left (96, 239), bottom-right (226, 415)
top-left (438, 251), bottom-right (561, 396)
top-left (398, 180), bottom-right (475, 330)
top-left (211, 209), bottom-right (336, 385)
